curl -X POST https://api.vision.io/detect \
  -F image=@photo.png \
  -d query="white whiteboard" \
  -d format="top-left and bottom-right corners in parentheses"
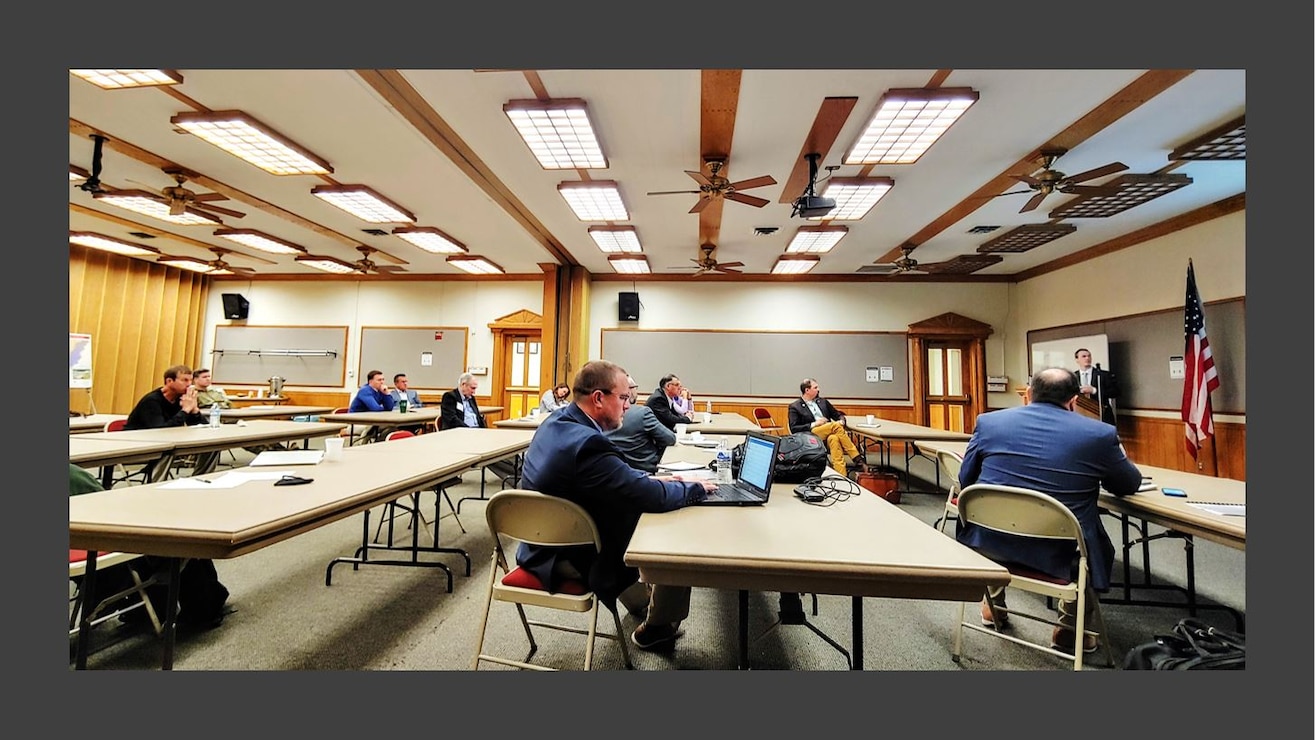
top-left (1030, 333), bottom-right (1109, 377)
top-left (70, 332), bottom-right (93, 389)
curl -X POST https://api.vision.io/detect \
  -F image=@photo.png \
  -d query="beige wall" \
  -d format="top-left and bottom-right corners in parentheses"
top-left (1006, 210), bottom-right (1245, 411)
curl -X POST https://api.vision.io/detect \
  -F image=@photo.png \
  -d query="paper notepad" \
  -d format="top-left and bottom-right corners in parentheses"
top-left (1186, 502), bottom-right (1246, 517)
top-left (658, 460), bottom-right (709, 472)
top-left (250, 449), bottom-right (324, 466)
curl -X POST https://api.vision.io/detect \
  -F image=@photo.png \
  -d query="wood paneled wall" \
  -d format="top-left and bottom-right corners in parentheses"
top-left (69, 246), bottom-right (209, 415)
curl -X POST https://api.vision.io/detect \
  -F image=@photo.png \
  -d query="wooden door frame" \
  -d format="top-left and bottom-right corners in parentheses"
top-left (908, 313), bottom-right (994, 432)
top-left (489, 309), bottom-right (543, 414)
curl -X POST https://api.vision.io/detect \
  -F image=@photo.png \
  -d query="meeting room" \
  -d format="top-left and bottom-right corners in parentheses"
top-left (68, 66), bottom-right (1253, 678)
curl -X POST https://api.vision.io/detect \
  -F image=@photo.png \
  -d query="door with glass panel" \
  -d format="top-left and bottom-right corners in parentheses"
top-left (501, 333), bottom-right (542, 418)
top-left (923, 340), bottom-right (973, 432)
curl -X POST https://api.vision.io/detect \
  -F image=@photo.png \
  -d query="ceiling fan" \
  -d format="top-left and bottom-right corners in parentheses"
top-left (157, 246), bottom-right (260, 275)
top-left (350, 246), bottom-right (407, 274)
top-left (130, 169), bottom-right (247, 220)
top-left (869, 244), bottom-right (928, 275)
top-left (671, 244), bottom-right (744, 276)
top-left (997, 148), bottom-right (1128, 213)
top-left (647, 157), bottom-right (777, 214)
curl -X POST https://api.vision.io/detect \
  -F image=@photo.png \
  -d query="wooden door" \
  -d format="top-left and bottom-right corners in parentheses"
top-left (923, 340), bottom-right (973, 432)
top-left (500, 332), bottom-right (542, 418)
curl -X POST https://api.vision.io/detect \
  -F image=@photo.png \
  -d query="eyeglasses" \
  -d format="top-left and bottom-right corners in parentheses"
top-left (596, 388), bottom-right (633, 404)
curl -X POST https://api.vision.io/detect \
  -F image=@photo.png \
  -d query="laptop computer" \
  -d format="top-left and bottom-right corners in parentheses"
top-left (695, 430), bottom-right (780, 506)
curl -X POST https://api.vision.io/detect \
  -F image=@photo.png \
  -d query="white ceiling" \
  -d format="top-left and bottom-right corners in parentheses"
top-left (68, 69), bottom-right (1245, 280)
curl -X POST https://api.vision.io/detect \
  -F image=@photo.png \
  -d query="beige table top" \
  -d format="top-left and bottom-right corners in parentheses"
top-left (69, 436), bottom-right (175, 468)
top-left (625, 445), bottom-right (1009, 601)
top-left (912, 439), bottom-right (1245, 551)
top-left (226, 396), bottom-right (289, 405)
top-left (422, 426), bottom-right (534, 455)
top-left (682, 412), bottom-right (759, 435)
top-left (320, 406), bottom-right (504, 429)
top-left (77, 420), bottom-right (345, 456)
top-left (910, 439), bottom-right (969, 458)
top-left (69, 447), bottom-right (481, 559)
top-left (69, 414), bottom-right (127, 434)
top-left (218, 405), bottom-right (335, 420)
top-left (849, 419), bottom-right (972, 443)
top-left (493, 413), bottom-right (548, 429)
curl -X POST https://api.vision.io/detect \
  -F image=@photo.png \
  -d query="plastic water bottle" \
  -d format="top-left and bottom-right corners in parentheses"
top-left (208, 404), bottom-right (221, 429)
top-left (716, 438), bottom-right (733, 485)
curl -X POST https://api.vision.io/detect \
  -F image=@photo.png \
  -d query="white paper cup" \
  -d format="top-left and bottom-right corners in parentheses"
top-left (866, 414), bottom-right (875, 426)
top-left (702, 412), bottom-right (712, 423)
top-left (675, 423), bottom-right (688, 436)
top-left (691, 431), bottom-right (703, 442)
top-left (530, 407), bottom-right (540, 418)
top-left (324, 437), bottom-right (344, 461)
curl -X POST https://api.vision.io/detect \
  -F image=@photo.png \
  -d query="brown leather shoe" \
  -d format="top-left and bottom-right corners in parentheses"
top-left (1051, 626), bottom-right (1098, 654)
top-left (980, 598), bottom-right (1009, 629)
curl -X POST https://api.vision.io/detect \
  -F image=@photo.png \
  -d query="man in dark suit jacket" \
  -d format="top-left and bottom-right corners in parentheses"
top-left (1072, 347), bottom-right (1120, 426)
top-left (644, 374), bottom-right (694, 430)
top-left (957, 367), bottom-right (1142, 653)
top-left (606, 376), bottom-right (677, 473)
top-left (440, 372), bottom-right (517, 482)
top-left (786, 377), bottom-right (863, 477)
top-left (515, 361), bottom-right (714, 652)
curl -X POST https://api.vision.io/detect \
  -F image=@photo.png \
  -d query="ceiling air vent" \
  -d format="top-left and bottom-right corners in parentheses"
top-left (967, 225), bottom-right (1000, 234)
top-left (361, 228), bottom-right (389, 236)
top-left (128, 232), bottom-right (156, 239)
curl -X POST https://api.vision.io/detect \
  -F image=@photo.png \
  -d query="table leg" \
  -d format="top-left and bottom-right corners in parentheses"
top-left (73, 551), bottom-right (99, 669)
top-left (160, 558), bottom-right (181, 670)
top-left (852, 597), bottom-right (863, 670)
top-left (738, 589), bottom-right (749, 670)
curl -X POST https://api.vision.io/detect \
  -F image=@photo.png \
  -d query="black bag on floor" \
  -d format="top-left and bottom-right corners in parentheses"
top-left (1121, 618), bottom-right (1245, 670)
top-left (732, 432), bottom-right (827, 483)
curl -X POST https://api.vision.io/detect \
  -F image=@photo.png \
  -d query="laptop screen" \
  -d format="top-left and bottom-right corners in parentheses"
top-left (739, 433), bottom-right (776, 492)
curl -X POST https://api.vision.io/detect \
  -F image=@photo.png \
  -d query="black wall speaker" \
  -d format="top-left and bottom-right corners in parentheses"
top-left (618, 291), bottom-right (640, 322)
top-left (221, 293), bottom-right (250, 320)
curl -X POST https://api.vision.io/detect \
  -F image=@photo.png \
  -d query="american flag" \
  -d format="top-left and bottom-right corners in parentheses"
top-left (1181, 260), bottom-right (1220, 459)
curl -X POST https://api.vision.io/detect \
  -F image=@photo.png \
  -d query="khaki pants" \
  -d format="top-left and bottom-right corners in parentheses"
top-left (986, 585), bottom-right (1087, 628)
top-left (811, 421), bottom-right (860, 475)
top-left (619, 583), bottom-right (691, 626)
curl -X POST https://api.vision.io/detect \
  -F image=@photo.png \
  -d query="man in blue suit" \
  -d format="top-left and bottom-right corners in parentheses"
top-left (957, 367), bottom-right (1142, 654)
top-left (515, 360), bottom-right (717, 651)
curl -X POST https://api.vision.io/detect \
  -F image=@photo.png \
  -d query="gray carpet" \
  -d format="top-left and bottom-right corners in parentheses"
top-left (71, 448), bottom-right (1246, 671)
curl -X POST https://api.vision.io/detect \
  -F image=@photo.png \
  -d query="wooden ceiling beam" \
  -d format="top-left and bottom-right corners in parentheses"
top-left (778, 97), bottom-right (859, 204)
top-left (697, 70), bottom-right (741, 249)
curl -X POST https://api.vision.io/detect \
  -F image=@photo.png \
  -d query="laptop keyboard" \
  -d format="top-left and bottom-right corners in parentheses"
top-left (707, 484), bottom-right (758, 502)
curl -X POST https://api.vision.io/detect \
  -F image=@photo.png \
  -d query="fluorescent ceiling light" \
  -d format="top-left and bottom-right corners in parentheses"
top-left (159, 256), bottom-right (218, 274)
top-left (817, 177), bottom-right (894, 221)
top-left (588, 226), bottom-right (642, 253)
top-left (295, 255), bottom-right (359, 274)
top-left (213, 228), bottom-right (306, 255)
top-left (558, 181), bottom-right (629, 221)
top-left (70, 165), bottom-right (90, 181)
top-left (504, 99), bottom-right (607, 170)
top-left (93, 190), bottom-right (222, 225)
top-left (608, 255), bottom-right (651, 274)
top-left (70, 69), bottom-right (183, 89)
top-left (447, 255), bottom-right (505, 275)
top-left (171, 111), bottom-right (334, 176)
top-left (771, 255), bottom-right (820, 275)
top-left (392, 226), bottom-right (467, 254)
top-left (311, 185), bottom-right (416, 224)
top-left (785, 226), bottom-right (848, 254)
top-left (843, 87), bottom-right (979, 165)
top-left (69, 231), bottom-right (159, 257)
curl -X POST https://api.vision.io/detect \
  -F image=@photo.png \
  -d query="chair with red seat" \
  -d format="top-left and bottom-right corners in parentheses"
top-left (752, 407), bottom-right (784, 435)
top-left (472, 489), bottom-right (633, 671)
top-left (372, 430), bottom-right (465, 543)
top-left (101, 419), bottom-right (156, 486)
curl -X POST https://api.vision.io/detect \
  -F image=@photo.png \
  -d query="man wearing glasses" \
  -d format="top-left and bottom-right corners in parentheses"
top-left (515, 360), bottom-right (718, 652)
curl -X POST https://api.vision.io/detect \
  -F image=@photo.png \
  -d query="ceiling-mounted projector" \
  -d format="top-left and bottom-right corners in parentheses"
top-left (790, 152), bottom-right (835, 219)
top-left (792, 195), bottom-right (836, 219)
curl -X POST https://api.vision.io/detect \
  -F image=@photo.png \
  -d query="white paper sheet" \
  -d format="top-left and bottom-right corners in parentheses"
top-left (251, 450), bottom-right (324, 466)
top-left (657, 460), bottom-right (709, 471)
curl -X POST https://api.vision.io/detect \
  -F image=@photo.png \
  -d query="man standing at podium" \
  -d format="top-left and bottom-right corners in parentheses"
top-left (1073, 348), bottom-right (1119, 426)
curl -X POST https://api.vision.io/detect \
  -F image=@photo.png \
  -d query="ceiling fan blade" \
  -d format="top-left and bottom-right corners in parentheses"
top-left (717, 261), bottom-right (745, 269)
top-left (690, 268), bottom-right (709, 277)
top-left (195, 203), bottom-right (246, 219)
top-left (1019, 192), bottom-right (1048, 213)
top-left (375, 265), bottom-right (407, 273)
top-left (689, 197), bottom-right (713, 214)
top-left (715, 266), bottom-right (743, 274)
top-left (647, 190), bottom-right (701, 196)
top-left (991, 189), bottom-right (1034, 198)
top-left (160, 254), bottom-right (209, 268)
top-left (1058, 184), bottom-right (1122, 196)
top-left (1010, 174), bottom-right (1043, 188)
top-left (191, 193), bottom-right (228, 202)
top-left (685, 170), bottom-right (713, 187)
top-left (724, 192), bottom-right (770, 208)
top-left (229, 265), bottom-right (258, 274)
top-left (1061, 161), bottom-right (1128, 184)
top-left (727, 175), bottom-right (777, 191)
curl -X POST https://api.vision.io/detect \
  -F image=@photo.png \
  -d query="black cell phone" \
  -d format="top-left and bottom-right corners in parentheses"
top-left (1161, 487), bottom-right (1187, 497)
top-left (274, 475), bottom-right (314, 486)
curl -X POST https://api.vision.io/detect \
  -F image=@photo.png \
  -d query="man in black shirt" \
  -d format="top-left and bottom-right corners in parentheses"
top-left (124, 364), bottom-right (207, 430)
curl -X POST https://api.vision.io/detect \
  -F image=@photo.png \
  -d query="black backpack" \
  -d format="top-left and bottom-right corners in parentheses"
top-left (1122, 618), bottom-right (1245, 670)
top-left (732, 432), bottom-right (828, 484)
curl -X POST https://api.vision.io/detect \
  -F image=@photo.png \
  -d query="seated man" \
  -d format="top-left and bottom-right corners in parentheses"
top-left (957, 367), bottom-right (1142, 653)
top-left (440, 372), bottom-right (518, 484)
top-left (192, 368), bottom-right (232, 410)
top-left (786, 378), bottom-right (863, 477)
top-left (347, 369), bottom-right (396, 443)
top-left (124, 364), bottom-right (208, 478)
top-left (644, 374), bottom-right (694, 431)
top-left (605, 376), bottom-right (676, 473)
top-left (389, 373), bottom-right (426, 434)
top-left (515, 360), bottom-right (715, 651)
